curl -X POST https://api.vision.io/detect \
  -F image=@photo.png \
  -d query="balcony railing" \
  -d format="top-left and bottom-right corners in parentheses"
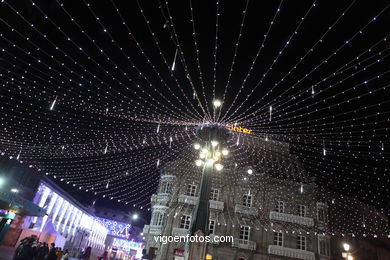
top-left (234, 204), bottom-right (258, 216)
top-left (208, 234), bottom-right (220, 245)
top-left (178, 195), bottom-right (224, 210)
top-left (172, 227), bottom-right (189, 236)
top-left (143, 225), bottom-right (150, 234)
top-left (149, 225), bottom-right (163, 235)
top-left (269, 211), bottom-right (314, 227)
top-left (178, 194), bottom-right (198, 205)
top-left (268, 245), bottom-right (315, 260)
top-left (151, 193), bottom-right (171, 205)
top-left (232, 239), bottom-right (256, 250)
top-left (210, 200), bottom-right (224, 210)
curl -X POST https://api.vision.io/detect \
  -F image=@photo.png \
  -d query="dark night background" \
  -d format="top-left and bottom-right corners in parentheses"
top-left (0, 0), bottom-right (389, 224)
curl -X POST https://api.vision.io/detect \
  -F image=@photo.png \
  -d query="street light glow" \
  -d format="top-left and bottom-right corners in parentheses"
top-left (247, 169), bottom-right (253, 175)
top-left (215, 164), bottom-right (223, 171)
top-left (132, 214), bottom-right (139, 220)
top-left (195, 160), bottom-right (203, 167)
top-left (222, 149), bottom-right (229, 156)
top-left (343, 243), bottom-right (350, 252)
top-left (194, 143), bottom-right (201, 150)
top-left (211, 140), bottom-right (218, 147)
top-left (11, 188), bottom-right (19, 193)
top-left (347, 256), bottom-right (353, 260)
top-left (213, 100), bottom-right (222, 108)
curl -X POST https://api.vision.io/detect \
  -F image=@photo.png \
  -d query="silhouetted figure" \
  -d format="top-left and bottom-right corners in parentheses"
top-left (45, 243), bottom-right (57, 260)
top-left (13, 237), bottom-right (34, 260)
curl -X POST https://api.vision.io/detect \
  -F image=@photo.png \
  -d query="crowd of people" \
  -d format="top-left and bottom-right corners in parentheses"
top-left (13, 237), bottom-right (69, 260)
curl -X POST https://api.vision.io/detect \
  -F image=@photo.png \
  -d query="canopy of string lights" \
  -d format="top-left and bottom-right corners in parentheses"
top-left (0, 0), bottom-right (389, 237)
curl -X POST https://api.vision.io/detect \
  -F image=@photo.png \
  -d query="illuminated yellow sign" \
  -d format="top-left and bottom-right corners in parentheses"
top-left (227, 125), bottom-right (253, 134)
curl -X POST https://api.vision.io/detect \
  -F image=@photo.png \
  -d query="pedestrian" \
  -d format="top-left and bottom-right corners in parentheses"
top-left (13, 237), bottom-right (34, 260)
top-left (34, 242), bottom-right (48, 260)
top-left (82, 246), bottom-right (91, 260)
top-left (61, 250), bottom-right (69, 260)
top-left (56, 248), bottom-right (63, 260)
top-left (44, 243), bottom-right (57, 260)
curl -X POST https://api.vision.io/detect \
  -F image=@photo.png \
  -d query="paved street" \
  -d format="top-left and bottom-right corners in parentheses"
top-left (0, 246), bottom-right (14, 260)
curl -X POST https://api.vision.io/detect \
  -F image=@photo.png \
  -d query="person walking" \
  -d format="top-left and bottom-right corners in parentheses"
top-left (13, 237), bottom-right (34, 260)
top-left (61, 250), bottom-right (69, 260)
top-left (44, 243), bottom-right (57, 260)
top-left (56, 248), bottom-right (63, 260)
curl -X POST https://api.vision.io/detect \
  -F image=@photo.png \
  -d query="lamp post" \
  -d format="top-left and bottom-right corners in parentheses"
top-left (187, 105), bottom-right (230, 260)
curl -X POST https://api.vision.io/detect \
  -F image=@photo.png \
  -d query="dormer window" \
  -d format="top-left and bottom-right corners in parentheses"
top-left (210, 188), bottom-right (220, 201)
top-left (297, 205), bottom-right (306, 217)
top-left (243, 194), bottom-right (252, 207)
top-left (186, 184), bottom-right (197, 197)
top-left (275, 201), bottom-right (285, 213)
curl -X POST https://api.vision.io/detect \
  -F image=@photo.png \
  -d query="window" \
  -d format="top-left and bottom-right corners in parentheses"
top-left (186, 184), bottom-right (197, 197)
top-left (318, 236), bottom-right (330, 256)
top-left (180, 215), bottom-right (191, 229)
top-left (159, 181), bottom-right (172, 194)
top-left (239, 226), bottom-right (250, 241)
top-left (297, 235), bottom-right (306, 250)
top-left (297, 205), bottom-right (306, 217)
top-left (273, 232), bottom-right (283, 246)
top-left (275, 201), bottom-right (285, 213)
top-left (317, 206), bottom-right (327, 223)
top-left (210, 188), bottom-right (220, 201)
top-left (209, 220), bottom-right (215, 234)
top-left (152, 212), bottom-right (164, 226)
top-left (243, 194), bottom-right (252, 207)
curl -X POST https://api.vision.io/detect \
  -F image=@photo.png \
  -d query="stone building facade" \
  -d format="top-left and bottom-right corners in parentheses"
top-left (143, 139), bottom-right (331, 260)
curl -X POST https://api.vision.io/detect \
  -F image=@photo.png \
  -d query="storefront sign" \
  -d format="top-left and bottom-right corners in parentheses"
top-left (227, 125), bottom-right (253, 134)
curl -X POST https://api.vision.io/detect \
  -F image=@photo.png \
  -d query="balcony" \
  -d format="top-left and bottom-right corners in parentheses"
top-left (151, 193), bottom-right (170, 206)
top-left (172, 227), bottom-right (189, 236)
top-left (234, 204), bottom-right (258, 216)
top-left (149, 225), bottom-right (163, 235)
top-left (232, 239), bottom-right (256, 250)
top-left (210, 200), bottom-right (224, 210)
top-left (268, 245), bottom-right (315, 260)
top-left (208, 234), bottom-right (220, 245)
top-left (143, 225), bottom-right (150, 234)
top-left (269, 211), bottom-right (314, 227)
top-left (178, 194), bottom-right (198, 205)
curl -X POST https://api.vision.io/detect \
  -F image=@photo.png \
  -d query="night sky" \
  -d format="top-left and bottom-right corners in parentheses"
top-left (0, 0), bottom-right (389, 228)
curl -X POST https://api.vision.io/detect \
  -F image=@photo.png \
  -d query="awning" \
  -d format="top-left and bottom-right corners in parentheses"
top-left (0, 190), bottom-right (46, 217)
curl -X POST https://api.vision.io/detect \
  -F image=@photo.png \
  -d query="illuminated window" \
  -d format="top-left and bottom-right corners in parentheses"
top-left (180, 215), bottom-right (191, 229)
top-left (186, 184), bottom-right (197, 197)
top-left (206, 254), bottom-right (212, 260)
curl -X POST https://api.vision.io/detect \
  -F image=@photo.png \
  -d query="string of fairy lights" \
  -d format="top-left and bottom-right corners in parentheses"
top-left (0, 0), bottom-right (389, 237)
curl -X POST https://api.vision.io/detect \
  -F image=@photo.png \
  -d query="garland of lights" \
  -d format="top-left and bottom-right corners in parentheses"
top-left (0, 0), bottom-right (389, 238)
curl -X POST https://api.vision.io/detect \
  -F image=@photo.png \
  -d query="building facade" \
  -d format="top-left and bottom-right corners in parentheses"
top-left (0, 157), bottom-right (108, 258)
top-left (143, 138), bottom-right (332, 260)
top-left (92, 206), bottom-right (144, 259)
